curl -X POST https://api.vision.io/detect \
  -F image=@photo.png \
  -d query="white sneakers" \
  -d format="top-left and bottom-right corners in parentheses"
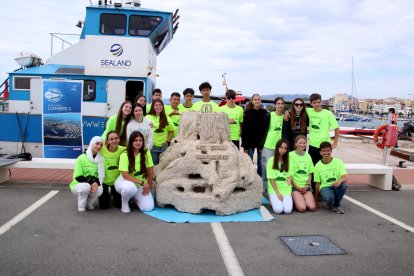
top-left (121, 202), bottom-right (131, 214)
top-left (335, 207), bottom-right (345, 214)
top-left (86, 201), bottom-right (95, 210)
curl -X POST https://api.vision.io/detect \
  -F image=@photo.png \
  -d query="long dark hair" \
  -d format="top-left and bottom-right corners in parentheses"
top-left (274, 97), bottom-right (284, 112)
top-left (115, 101), bottom-right (132, 145)
top-left (290, 98), bottom-right (308, 133)
top-left (148, 99), bottom-right (169, 131)
top-left (133, 103), bottom-right (146, 119)
top-left (134, 94), bottom-right (146, 106)
top-left (106, 131), bottom-right (119, 150)
top-left (127, 131), bottom-right (147, 178)
top-left (273, 139), bottom-right (289, 172)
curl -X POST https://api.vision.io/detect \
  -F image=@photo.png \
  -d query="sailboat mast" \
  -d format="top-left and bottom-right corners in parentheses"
top-left (351, 56), bottom-right (358, 114)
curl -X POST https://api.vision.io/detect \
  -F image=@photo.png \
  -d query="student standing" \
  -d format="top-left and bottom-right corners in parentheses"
top-left (115, 131), bottom-right (155, 214)
top-left (134, 94), bottom-right (147, 108)
top-left (70, 136), bottom-right (104, 212)
top-left (147, 88), bottom-right (163, 113)
top-left (99, 131), bottom-right (126, 209)
top-left (126, 103), bottom-right (153, 150)
top-left (266, 139), bottom-right (293, 214)
top-left (164, 92), bottom-right (182, 138)
top-left (289, 135), bottom-right (316, 212)
top-left (101, 101), bottom-right (132, 146)
top-left (284, 98), bottom-right (308, 151)
top-left (178, 88), bottom-right (195, 111)
top-left (261, 97), bottom-right (285, 196)
top-left (307, 93), bottom-right (339, 166)
top-left (314, 142), bottom-right (347, 214)
top-left (241, 93), bottom-right (269, 177)
top-left (191, 82), bottom-right (219, 112)
top-left (219, 89), bottom-right (244, 149)
top-left (145, 99), bottom-right (175, 165)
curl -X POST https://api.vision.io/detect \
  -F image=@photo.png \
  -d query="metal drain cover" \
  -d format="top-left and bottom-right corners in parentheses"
top-left (280, 235), bottom-right (346, 256)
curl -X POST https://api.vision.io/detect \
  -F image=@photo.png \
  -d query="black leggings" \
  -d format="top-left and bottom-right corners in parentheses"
top-left (99, 184), bottom-right (122, 209)
top-left (308, 145), bottom-right (322, 191)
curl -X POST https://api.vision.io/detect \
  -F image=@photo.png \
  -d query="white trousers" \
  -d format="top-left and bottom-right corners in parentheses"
top-left (114, 176), bottom-right (154, 212)
top-left (269, 194), bottom-right (293, 214)
top-left (72, 182), bottom-right (103, 209)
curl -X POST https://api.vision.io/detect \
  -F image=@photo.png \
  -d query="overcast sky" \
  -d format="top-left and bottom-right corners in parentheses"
top-left (1, 0), bottom-right (413, 100)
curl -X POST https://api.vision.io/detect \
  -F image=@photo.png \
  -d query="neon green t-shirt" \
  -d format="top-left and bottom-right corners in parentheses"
top-left (191, 100), bottom-right (219, 112)
top-left (101, 115), bottom-right (126, 142)
top-left (118, 150), bottom-right (154, 186)
top-left (307, 108), bottom-right (339, 148)
top-left (314, 157), bottom-right (347, 190)
top-left (69, 154), bottom-right (99, 190)
top-left (100, 145), bottom-right (126, 185)
top-left (266, 156), bottom-right (292, 196)
top-left (219, 105), bottom-right (244, 141)
top-left (145, 114), bottom-right (175, 147)
top-left (178, 103), bottom-right (193, 112)
top-left (288, 151), bottom-right (314, 187)
top-left (164, 105), bottom-right (181, 138)
top-left (146, 103), bottom-right (151, 114)
top-left (263, 112), bottom-right (284, 150)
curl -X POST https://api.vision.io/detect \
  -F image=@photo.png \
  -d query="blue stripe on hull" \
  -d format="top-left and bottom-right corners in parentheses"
top-left (0, 113), bottom-right (106, 145)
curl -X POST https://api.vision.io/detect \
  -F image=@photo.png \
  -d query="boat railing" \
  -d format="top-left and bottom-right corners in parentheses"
top-left (0, 77), bottom-right (9, 112)
top-left (50, 33), bottom-right (79, 57)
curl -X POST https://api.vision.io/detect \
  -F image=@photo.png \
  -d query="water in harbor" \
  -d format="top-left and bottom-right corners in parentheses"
top-left (338, 119), bottom-right (408, 129)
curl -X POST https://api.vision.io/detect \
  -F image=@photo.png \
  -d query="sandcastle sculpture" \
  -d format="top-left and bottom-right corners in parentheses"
top-left (154, 106), bottom-right (262, 215)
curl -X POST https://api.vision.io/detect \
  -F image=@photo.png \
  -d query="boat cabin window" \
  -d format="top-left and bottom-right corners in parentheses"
top-left (129, 15), bottom-right (162, 36)
top-left (83, 80), bottom-right (96, 101)
top-left (100, 14), bottom-right (126, 35)
top-left (151, 19), bottom-right (171, 54)
top-left (13, 76), bottom-right (40, 90)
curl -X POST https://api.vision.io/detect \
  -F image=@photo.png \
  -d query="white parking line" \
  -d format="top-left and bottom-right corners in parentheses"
top-left (0, 190), bottom-right (59, 235)
top-left (211, 222), bottom-right (245, 276)
top-left (344, 195), bottom-right (414, 233)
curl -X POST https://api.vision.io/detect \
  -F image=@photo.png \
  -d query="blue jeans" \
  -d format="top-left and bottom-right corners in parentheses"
top-left (247, 148), bottom-right (263, 177)
top-left (320, 182), bottom-right (347, 208)
top-left (261, 147), bottom-right (274, 190)
top-left (150, 143), bottom-right (168, 165)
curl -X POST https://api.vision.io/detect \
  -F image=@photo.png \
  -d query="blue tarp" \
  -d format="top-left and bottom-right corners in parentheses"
top-left (144, 197), bottom-right (274, 223)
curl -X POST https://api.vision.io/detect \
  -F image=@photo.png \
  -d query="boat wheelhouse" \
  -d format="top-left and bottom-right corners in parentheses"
top-left (0, 1), bottom-right (178, 158)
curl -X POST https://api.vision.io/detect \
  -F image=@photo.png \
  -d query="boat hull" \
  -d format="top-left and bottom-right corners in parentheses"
top-left (1, 113), bottom-right (105, 157)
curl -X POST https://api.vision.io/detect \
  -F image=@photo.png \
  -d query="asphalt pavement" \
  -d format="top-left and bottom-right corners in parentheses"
top-left (0, 185), bottom-right (413, 276)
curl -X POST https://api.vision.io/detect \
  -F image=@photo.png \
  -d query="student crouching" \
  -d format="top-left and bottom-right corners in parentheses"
top-left (70, 136), bottom-right (104, 212)
top-left (115, 131), bottom-right (155, 214)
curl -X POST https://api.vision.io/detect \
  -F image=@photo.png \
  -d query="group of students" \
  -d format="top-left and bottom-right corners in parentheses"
top-left (248, 93), bottom-right (347, 215)
top-left (69, 81), bottom-right (349, 216)
top-left (70, 131), bottom-right (154, 214)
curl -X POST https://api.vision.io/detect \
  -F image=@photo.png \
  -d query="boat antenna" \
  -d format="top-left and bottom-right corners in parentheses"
top-left (89, 0), bottom-right (92, 4)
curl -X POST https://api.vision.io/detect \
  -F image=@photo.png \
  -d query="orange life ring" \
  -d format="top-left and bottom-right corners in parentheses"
top-left (373, 124), bottom-right (388, 149)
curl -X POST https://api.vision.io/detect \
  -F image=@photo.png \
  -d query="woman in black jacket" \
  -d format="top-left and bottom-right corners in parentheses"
top-left (241, 94), bottom-right (269, 177)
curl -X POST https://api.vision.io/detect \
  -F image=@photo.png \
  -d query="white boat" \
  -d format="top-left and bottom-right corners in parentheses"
top-left (0, 1), bottom-right (179, 158)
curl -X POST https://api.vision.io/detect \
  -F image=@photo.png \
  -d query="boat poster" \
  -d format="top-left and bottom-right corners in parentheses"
top-left (42, 80), bottom-right (83, 158)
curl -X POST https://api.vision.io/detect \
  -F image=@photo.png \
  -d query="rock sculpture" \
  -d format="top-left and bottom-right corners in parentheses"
top-left (154, 108), bottom-right (262, 215)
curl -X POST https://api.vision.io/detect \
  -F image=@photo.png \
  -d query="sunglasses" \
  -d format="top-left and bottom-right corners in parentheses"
top-left (294, 103), bottom-right (303, 107)
top-left (226, 96), bottom-right (236, 100)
